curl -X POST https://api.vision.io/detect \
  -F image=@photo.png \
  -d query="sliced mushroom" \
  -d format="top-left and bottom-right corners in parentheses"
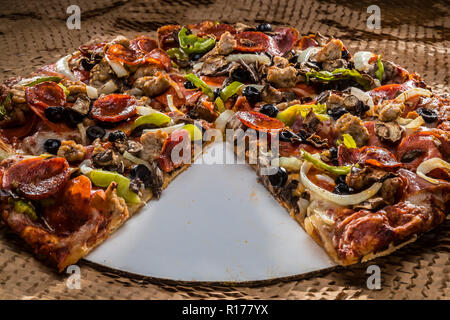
top-left (376, 100), bottom-right (404, 122)
top-left (126, 140), bottom-right (143, 155)
top-left (374, 121), bottom-right (404, 143)
top-left (93, 149), bottom-right (119, 167)
top-left (303, 109), bottom-right (321, 133)
top-left (261, 85), bottom-right (283, 104)
top-left (199, 56), bottom-right (232, 76)
top-left (71, 94), bottom-right (91, 115)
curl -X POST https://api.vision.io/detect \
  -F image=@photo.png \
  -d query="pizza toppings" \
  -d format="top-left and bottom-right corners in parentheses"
top-left (91, 94), bottom-right (137, 122)
top-left (25, 81), bottom-right (66, 109)
top-left (2, 157), bottom-right (70, 200)
top-left (234, 32), bottom-right (270, 52)
top-left (235, 111), bottom-right (285, 132)
top-left (0, 21), bottom-right (448, 271)
top-left (397, 132), bottom-right (442, 170)
top-left (158, 129), bottom-right (191, 173)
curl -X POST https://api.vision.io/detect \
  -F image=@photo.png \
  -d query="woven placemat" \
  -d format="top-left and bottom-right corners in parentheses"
top-left (0, 0), bottom-right (448, 300)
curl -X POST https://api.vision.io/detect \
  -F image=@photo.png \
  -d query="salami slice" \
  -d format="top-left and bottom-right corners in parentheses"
top-left (91, 94), bottom-right (137, 123)
top-left (2, 157), bottom-right (70, 200)
top-left (234, 32), bottom-right (270, 52)
top-left (235, 111), bottom-right (285, 132)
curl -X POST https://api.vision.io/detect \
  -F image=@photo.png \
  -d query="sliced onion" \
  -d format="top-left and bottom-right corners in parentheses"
top-left (226, 53), bottom-right (271, 65)
top-left (169, 78), bottom-right (184, 99)
top-left (55, 54), bottom-right (78, 81)
top-left (396, 88), bottom-right (431, 103)
top-left (166, 94), bottom-right (183, 114)
top-left (98, 79), bottom-right (118, 95)
top-left (315, 173), bottom-right (336, 186)
top-left (105, 56), bottom-right (129, 78)
top-left (353, 51), bottom-right (376, 72)
top-left (18, 76), bottom-right (44, 86)
top-left (77, 122), bottom-right (87, 145)
top-left (123, 151), bottom-right (151, 168)
top-left (142, 123), bottom-right (184, 135)
top-left (85, 85), bottom-right (98, 99)
top-left (416, 157), bottom-right (450, 184)
top-left (271, 156), bottom-right (302, 172)
top-left (404, 116), bottom-right (425, 135)
top-left (300, 161), bottom-right (382, 206)
top-left (137, 106), bottom-right (157, 116)
top-left (80, 159), bottom-right (94, 175)
top-left (214, 110), bottom-right (235, 132)
top-left (297, 47), bottom-right (320, 64)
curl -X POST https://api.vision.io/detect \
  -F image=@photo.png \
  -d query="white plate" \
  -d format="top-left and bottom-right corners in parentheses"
top-left (86, 142), bottom-right (335, 282)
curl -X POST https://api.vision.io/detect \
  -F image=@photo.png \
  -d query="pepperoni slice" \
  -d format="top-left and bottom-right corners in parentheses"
top-left (194, 21), bottom-right (236, 38)
top-left (235, 111), bottom-right (285, 132)
top-left (397, 132), bottom-right (442, 171)
top-left (130, 36), bottom-right (158, 54)
top-left (142, 48), bottom-right (172, 71)
top-left (25, 81), bottom-right (71, 132)
top-left (25, 81), bottom-right (66, 109)
top-left (106, 43), bottom-right (143, 65)
top-left (360, 146), bottom-right (402, 169)
top-left (368, 79), bottom-right (417, 102)
top-left (43, 175), bottom-right (93, 235)
top-left (91, 94), bottom-right (137, 123)
top-left (338, 145), bottom-right (401, 169)
top-left (158, 129), bottom-right (190, 173)
top-left (0, 114), bottom-right (38, 141)
top-left (3, 157), bottom-right (70, 200)
top-left (234, 32), bottom-right (270, 52)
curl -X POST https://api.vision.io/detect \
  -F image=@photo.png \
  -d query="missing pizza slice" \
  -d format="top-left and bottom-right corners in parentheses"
top-left (0, 20), bottom-right (448, 272)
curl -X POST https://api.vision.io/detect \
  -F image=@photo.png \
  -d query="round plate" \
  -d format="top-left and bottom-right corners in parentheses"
top-left (86, 143), bottom-right (335, 282)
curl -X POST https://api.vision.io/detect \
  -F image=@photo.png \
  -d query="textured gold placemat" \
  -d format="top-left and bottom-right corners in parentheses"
top-left (0, 0), bottom-right (448, 300)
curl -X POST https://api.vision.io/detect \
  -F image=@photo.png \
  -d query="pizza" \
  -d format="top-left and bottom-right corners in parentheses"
top-left (0, 20), bottom-right (448, 271)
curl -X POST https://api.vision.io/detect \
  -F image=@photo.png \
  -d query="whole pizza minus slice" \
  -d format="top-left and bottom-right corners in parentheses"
top-left (0, 20), bottom-right (448, 271)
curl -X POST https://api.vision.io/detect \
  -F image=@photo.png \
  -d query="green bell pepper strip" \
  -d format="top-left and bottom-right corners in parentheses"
top-left (181, 124), bottom-right (203, 141)
top-left (301, 149), bottom-right (352, 175)
top-left (220, 81), bottom-right (243, 102)
top-left (306, 68), bottom-right (372, 91)
top-left (89, 170), bottom-right (141, 204)
top-left (375, 56), bottom-right (384, 83)
top-left (58, 83), bottom-right (70, 96)
top-left (337, 133), bottom-right (357, 149)
top-left (130, 113), bottom-right (171, 131)
top-left (184, 73), bottom-right (214, 100)
top-left (167, 47), bottom-right (189, 62)
top-left (23, 76), bottom-right (62, 87)
top-left (0, 93), bottom-right (11, 119)
top-left (214, 97), bottom-right (225, 113)
top-left (276, 104), bottom-right (329, 126)
top-left (178, 27), bottom-right (216, 55)
top-left (9, 198), bottom-right (37, 220)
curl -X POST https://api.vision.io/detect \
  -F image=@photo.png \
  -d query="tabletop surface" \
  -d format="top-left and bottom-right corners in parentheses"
top-left (0, 0), bottom-right (448, 299)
